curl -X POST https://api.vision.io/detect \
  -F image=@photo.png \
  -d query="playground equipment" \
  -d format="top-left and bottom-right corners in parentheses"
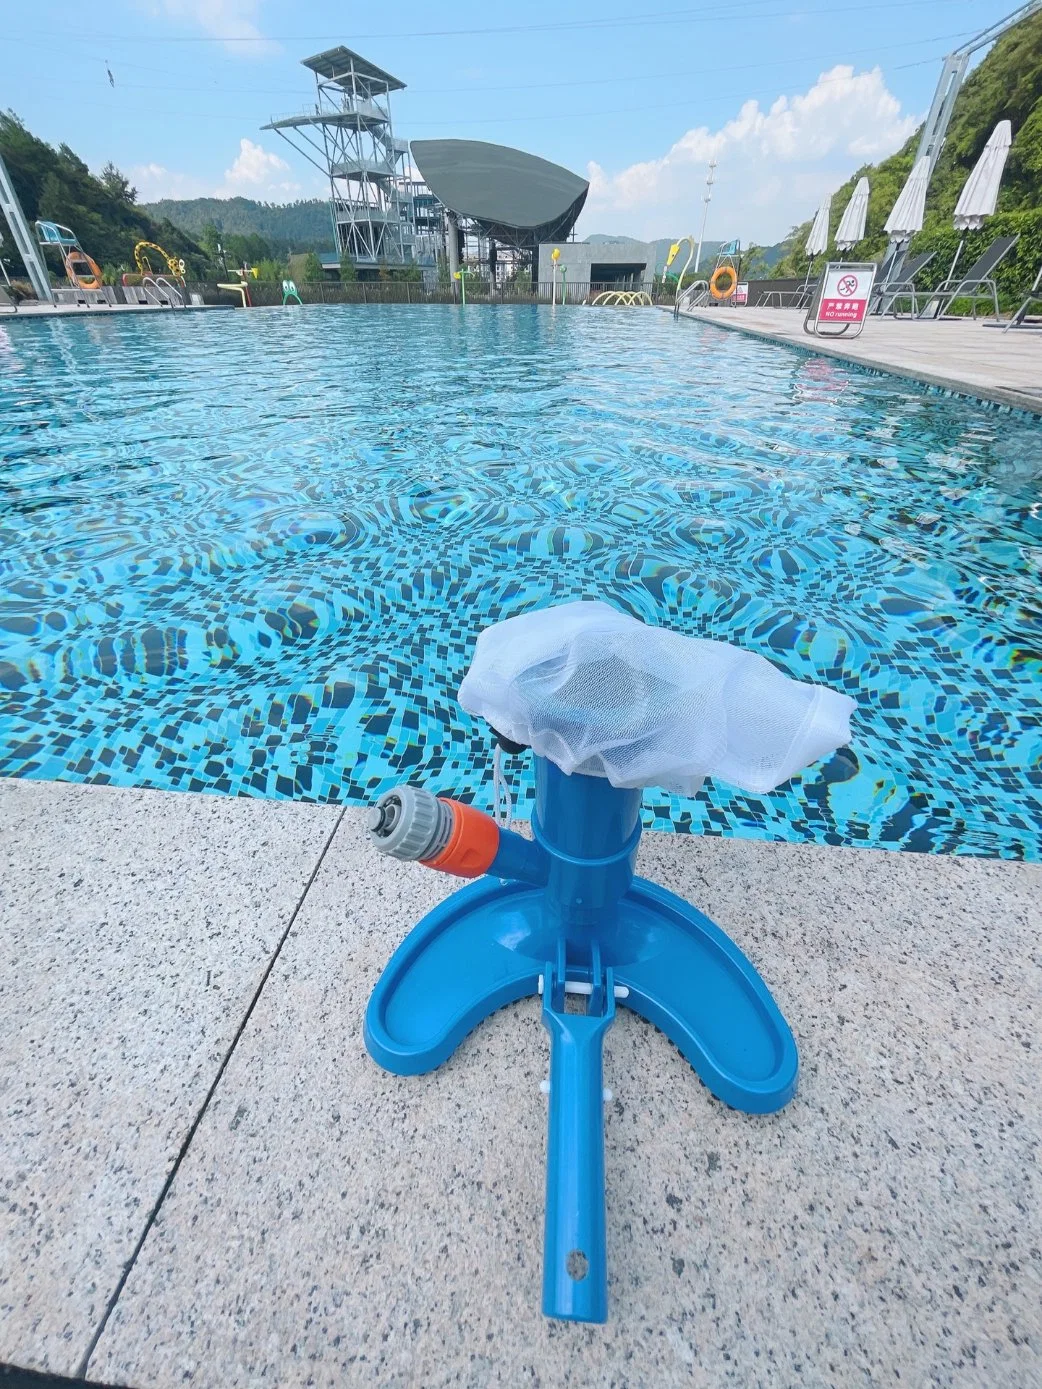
top-left (365, 601), bottom-right (855, 1323)
top-left (35, 221), bottom-right (104, 291)
top-left (589, 291), bottom-right (653, 307)
top-left (665, 235), bottom-right (696, 316)
top-left (217, 279), bottom-right (252, 308)
top-left (550, 246), bottom-right (568, 305)
top-left (134, 240), bottom-right (184, 279)
top-left (282, 278), bottom-right (303, 305)
top-left (453, 265), bottom-right (472, 305)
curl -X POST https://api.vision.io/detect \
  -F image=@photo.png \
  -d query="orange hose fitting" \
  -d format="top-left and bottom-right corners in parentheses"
top-left (423, 799), bottom-right (500, 878)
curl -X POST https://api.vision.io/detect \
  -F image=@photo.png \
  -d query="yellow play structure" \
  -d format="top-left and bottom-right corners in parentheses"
top-left (589, 290), bottom-right (654, 307)
top-left (134, 241), bottom-right (185, 279)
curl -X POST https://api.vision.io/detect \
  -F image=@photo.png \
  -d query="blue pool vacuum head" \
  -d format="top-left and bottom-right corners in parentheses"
top-left (364, 601), bottom-right (854, 1322)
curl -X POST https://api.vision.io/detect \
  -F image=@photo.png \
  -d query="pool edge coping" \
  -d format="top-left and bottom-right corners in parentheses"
top-left (666, 305), bottom-right (1042, 419)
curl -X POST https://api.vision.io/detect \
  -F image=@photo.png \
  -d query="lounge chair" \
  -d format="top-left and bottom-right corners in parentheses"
top-left (1002, 261), bottom-right (1042, 332)
top-left (874, 244), bottom-right (904, 287)
top-left (864, 245), bottom-right (908, 314)
top-left (762, 273), bottom-right (819, 309)
top-left (874, 252), bottom-right (937, 316)
top-left (917, 235), bottom-right (1019, 320)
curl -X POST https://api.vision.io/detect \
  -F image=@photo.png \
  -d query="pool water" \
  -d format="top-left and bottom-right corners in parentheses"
top-left (1, 306), bottom-right (1039, 858)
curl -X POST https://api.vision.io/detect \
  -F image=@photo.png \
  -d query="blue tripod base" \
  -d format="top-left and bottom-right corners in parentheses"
top-left (364, 759), bottom-right (798, 1323)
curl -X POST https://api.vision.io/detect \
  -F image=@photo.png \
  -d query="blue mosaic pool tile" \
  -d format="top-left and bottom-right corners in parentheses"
top-left (1, 306), bottom-right (1040, 859)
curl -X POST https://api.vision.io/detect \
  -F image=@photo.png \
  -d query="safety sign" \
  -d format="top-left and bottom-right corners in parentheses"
top-left (805, 262), bottom-right (877, 338)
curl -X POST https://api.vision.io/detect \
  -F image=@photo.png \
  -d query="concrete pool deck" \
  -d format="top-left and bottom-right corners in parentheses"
top-left (675, 305), bottom-right (1042, 415)
top-left (1, 776), bottom-right (1039, 1387)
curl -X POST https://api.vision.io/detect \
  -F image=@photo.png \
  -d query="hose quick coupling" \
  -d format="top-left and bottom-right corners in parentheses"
top-left (367, 786), bottom-right (500, 878)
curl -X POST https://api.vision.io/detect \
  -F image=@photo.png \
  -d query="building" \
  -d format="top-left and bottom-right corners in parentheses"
top-left (263, 56), bottom-right (591, 287)
top-left (537, 239), bottom-right (656, 296)
top-left (263, 47), bottom-right (414, 271)
top-left (409, 139), bottom-right (589, 285)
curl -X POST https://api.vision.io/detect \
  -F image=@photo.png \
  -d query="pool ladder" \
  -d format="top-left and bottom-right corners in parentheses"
top-left (141, 275), bottom-right (185, 309)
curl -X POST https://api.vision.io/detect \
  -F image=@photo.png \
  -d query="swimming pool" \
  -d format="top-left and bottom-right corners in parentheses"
top-left (1, 306), bottom-right (1039, 858)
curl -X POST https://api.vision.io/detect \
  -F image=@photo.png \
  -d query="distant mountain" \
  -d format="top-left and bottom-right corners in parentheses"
top-left (141, 197), bottom-right (336, 255)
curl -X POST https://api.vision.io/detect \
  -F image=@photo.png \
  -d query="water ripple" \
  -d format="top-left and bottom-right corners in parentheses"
top-left (1, 306), bottom-right (1039, 857)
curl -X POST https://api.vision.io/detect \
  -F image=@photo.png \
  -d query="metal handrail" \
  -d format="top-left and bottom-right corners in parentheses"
top-left (157, 276), bottom-right (185, 307)
top-left (141, 275), bottom-right (185, 308)
top-left (675, 279), bottom-right (710, 311)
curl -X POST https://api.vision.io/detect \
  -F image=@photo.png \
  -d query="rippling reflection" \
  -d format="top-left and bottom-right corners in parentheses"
top-left (1, 307), bottom-right (1040, 858)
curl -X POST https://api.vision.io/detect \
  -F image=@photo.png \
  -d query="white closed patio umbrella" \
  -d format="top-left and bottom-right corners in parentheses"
top-left (835, 177), bottom-right (870, 251)
top-left (805, 195), bottom-right (832, 257)
top-left (947, 119), bottom-right (1013, 278)
top-left (884, 155), bottom-right (931, 240)
top-left (954, 120), bottom-right (1012, 229)
top-left (801, 194), bottom-right (831, 294)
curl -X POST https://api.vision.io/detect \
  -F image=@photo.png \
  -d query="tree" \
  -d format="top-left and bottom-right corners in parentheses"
top-left (301, 251), bottom-right (323, 282)
top-left (253, 257), bottom-right (285, 282)
top-left (223, 231), bottom-right (271, 267)
top-left (339, 251), bottom-right (357, 281)
top-left (742, 244), bottom-right (776, 280)
top-left (0, 110), bottom-right (209, 279)
top-left (200, 221), bottom-right (221, 256)
top-left (100, 162), bottom-right (137, 204)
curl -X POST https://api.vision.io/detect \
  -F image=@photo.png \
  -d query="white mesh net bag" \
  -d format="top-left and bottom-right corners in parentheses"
top-left (458, 600), bottom-right (855, 796)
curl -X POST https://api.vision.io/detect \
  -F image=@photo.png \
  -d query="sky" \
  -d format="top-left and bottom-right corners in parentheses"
top-left (2, 0), bottom-right (1014, 246)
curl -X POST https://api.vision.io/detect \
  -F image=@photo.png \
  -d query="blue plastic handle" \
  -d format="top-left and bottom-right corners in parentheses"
top-left (365, 756), bottom-right (799, 1325)
top-left (541, 970), bottom-right (615, 1322)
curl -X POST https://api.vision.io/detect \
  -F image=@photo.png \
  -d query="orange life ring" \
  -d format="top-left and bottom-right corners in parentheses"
top-left (64, 248), bottom-right (104, 291)
top-left (709, 265), bottom-right (737, 300)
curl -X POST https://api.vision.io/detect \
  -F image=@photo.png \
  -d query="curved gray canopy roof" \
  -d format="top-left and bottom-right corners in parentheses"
top-left (410, 140), bottom-right (588, 240)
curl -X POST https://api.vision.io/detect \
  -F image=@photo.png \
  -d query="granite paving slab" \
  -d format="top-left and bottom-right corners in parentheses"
top-left (0, 778), bottom-right (342, 1377)
top-left (87, 810), bottom-right (1041, 1388)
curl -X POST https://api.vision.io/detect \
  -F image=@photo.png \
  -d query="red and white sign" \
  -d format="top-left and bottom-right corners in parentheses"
top-left (734, 282), bottom-right (748, 304)
top-left (815, 264), bottom-right (875, 324)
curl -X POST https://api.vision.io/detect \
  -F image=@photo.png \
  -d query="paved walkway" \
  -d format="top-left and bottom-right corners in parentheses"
top-left (2, 777), bottom-right (1039, 1387)
top-left (677, 306), bottom-right (1042, 415)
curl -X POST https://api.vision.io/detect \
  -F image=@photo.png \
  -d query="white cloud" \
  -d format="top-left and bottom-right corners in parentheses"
top-left (216, 138), bottom-right (301, 198)
top-left (580, 65), bottom-right (918, 244)
top-left (140, 0), bottom-right (275, 55)
top-left (131, 138), bottom-right (310, 203)
top-left (130, 162), bottom-right (210, 201)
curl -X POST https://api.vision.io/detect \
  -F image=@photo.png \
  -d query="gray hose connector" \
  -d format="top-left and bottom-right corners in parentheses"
top-left (367, 785), bottom-right (453, 862)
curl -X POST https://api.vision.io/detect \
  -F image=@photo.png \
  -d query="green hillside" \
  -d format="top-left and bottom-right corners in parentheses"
top-left (141, 197), bottom-right (336, 255)
top-left (771, 8), bottom-right (1042, 299)
top-left (0, 111), bottom-right (208, 281)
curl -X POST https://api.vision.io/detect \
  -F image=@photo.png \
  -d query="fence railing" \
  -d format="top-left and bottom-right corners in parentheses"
top-left (181, 279), bottom-right (672, 308)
